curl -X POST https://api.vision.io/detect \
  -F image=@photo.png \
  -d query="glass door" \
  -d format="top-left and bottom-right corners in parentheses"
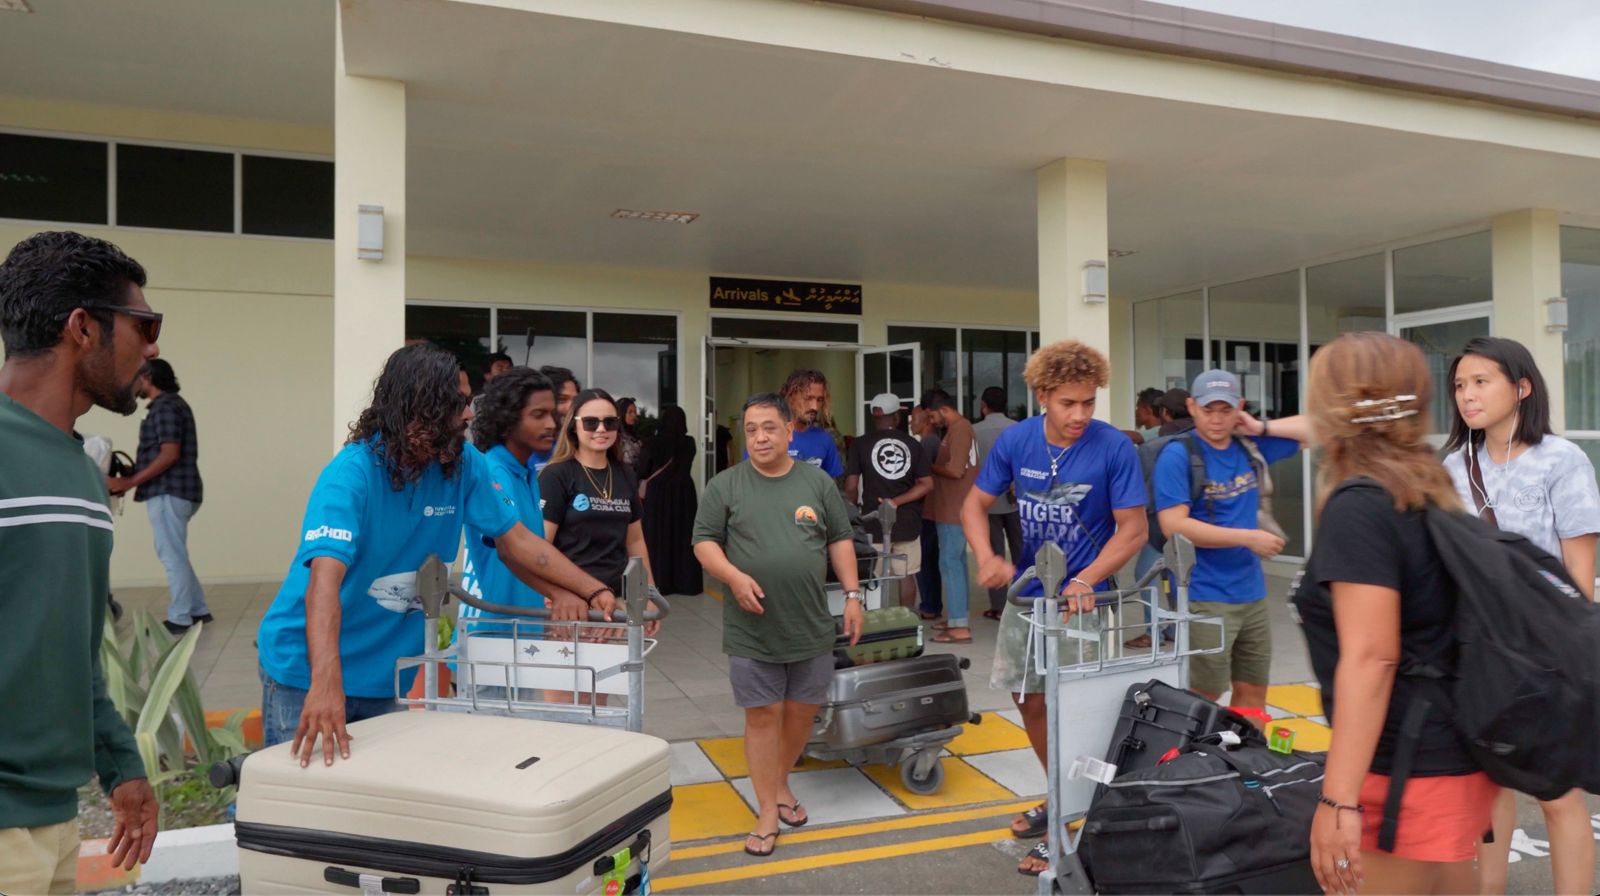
top-left (856, 343), bottom-right (921, 435)
top-left (702, 335), bottom-right (718, 482)
top-left (1392, 307), bottom-right (1491, 439)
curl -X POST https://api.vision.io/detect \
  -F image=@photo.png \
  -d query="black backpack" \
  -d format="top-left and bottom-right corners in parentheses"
top-left (1136, 430), bottom-right (1266, 551)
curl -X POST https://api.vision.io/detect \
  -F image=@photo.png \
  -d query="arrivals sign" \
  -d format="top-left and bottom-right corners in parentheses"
top-left (709, 277), bottom-right (862, 315)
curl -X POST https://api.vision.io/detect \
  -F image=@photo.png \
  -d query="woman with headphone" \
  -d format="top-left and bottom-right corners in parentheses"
top-left (1443, 336), bottom-right (1600, 896)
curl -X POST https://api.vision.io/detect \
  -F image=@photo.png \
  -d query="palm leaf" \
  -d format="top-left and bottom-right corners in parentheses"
top-left (135, 621), bottom-right (202, 741)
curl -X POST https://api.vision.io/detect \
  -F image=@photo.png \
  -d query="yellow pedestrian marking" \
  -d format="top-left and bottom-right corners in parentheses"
top-left (945, 712), bottom-right (1032, 755)
top-left (863, 756), bottom-right (1016, 810)
top-left (669, 782), bottom-right (756, 842)
top-left (1269, 717), bottom-right (1332, 752)
top-left (653, 828), bottom-right (1004, 892)
top-left (1265, 684), bottom-right (1324, 718)
top-left (671, 799), bottom-right (1038, 859)
top-left (698, 736), bottom-right (847, 779)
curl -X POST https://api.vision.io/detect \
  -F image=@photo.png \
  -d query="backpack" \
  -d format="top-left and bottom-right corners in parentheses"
top-left (1136, 430), bottom-right (1267, 552)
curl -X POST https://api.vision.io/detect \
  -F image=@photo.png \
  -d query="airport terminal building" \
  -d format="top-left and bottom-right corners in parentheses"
top-left (4, 0), bottom-right (1600, 585)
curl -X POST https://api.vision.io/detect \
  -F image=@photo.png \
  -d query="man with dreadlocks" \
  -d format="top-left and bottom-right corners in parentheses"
top-left (256, 344), bottom-right (616, 768)
top-left (777, 368), bottom-right (843, 477)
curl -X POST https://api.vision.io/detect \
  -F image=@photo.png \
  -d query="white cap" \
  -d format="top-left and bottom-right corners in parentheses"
top-left (869, 393), bottom-right (902, 415)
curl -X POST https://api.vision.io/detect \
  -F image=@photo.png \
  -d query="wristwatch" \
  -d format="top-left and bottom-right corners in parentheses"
top-left (843, 590), bottom-right (863, 603)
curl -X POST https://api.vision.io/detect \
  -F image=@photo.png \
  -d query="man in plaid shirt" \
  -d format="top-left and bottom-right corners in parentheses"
top-left (107, 358), bottom-right (207, 635)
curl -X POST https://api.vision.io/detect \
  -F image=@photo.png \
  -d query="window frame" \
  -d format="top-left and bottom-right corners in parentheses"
top-left (886, 321), bottom-right (1039, 417)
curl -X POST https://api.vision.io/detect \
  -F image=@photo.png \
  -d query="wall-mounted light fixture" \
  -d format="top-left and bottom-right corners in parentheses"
top-left (357, 204), bottom-right (385, 260)
top-left (1082, 260), bottom-right (1108, 304)
top-left (1547, 296), bottom-right (1569, 333)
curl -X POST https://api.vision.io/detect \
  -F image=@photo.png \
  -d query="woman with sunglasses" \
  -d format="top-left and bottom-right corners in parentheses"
top-left (539, 388), bottom-right (661, 638)
top-left (1441, 336), bottom-right (1600, 896)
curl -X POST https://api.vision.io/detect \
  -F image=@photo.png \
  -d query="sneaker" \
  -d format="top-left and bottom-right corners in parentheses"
top-left (1123, 634), bottom-right (1153, 649)
top-left (163, 620), bottom-right (192, 636)
top-left (194, 613), bottom-right (215, 624)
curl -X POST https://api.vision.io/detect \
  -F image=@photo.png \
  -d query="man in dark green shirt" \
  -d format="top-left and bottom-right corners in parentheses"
top-left (693, 392), bottom-right (863, 859)
top-left (0, 231), bottom-right (160, 893)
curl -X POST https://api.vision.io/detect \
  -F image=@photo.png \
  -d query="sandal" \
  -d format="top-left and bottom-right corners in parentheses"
top-left (777, 802), bottom-right (809, 828)
top-left (743, 830), bottom-right (779, 857)
top-left (982, 609), bottom-right (1003, 621)
top-left (930, 631), bottom-right (973, 644)
top-left (1018, 840), bottom-right (1050, 876)
top-left (1011, 803), bottom-right (1048, 839)
top-left (919, 611), bottom-right (942, 621)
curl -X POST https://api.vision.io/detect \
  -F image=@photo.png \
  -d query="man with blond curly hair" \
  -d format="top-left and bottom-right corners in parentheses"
top-left (961, 339), bottom-right (1147, 876)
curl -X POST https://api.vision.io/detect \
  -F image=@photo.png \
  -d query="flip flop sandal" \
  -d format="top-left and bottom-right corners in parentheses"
top-left (919, 612), bottom-right (942, 620)
top-left (930, 631), bottom-right (973, 644)
top-left (1018, 840), bottom-right (1050, 876)
top-left (744, 830), bottom-right (779, 857)
top-left (777, 802), bottom-right (809, 828)
top-left (982, 609), bottom-right (1003, 621)
top-left (1011, 804), bottom-right (1048, 839)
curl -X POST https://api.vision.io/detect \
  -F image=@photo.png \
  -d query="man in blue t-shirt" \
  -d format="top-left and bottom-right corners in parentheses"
top-left (256, 346), bottom-right (615, 767)
top-left (780, 368), bottom-right (843, 477)
top-left (961, 340), bottom-right (1147, 874)
top-left (1153, 369), bottom-right (1310, 710)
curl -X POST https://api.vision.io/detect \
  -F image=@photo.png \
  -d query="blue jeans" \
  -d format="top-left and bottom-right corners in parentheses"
top-left (935, 523), bottom-right (971, 628)
top-left (1135, 543), bottom-right (1175, 639)
top-left (259, 663), bottom-right (404, 747)
top-left (917, 518), bottom-right (943, 616)
top-left (146, 494), bottom-right (208, 626)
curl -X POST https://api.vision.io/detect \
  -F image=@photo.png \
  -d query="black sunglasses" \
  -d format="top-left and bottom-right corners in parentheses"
top-left (579, 416), bottom-right (621, 432)
top-left (76, 304), bottom-right (163, 344)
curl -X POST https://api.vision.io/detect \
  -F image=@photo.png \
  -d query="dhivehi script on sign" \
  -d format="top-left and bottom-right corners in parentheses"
top-left (709, 276), bottom-right (862, 315)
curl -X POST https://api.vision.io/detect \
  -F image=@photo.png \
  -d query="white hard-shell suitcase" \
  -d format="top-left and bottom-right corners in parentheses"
top-left (232, 712), bottom-right (671, 895)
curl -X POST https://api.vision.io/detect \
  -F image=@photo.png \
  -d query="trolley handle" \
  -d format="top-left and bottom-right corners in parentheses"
top-left (1004, 557), bottom-right (1168, 608)
top-left (416, 553), bottom-right (668, 624)
top-left (450, 586), bottom-right (669, 624)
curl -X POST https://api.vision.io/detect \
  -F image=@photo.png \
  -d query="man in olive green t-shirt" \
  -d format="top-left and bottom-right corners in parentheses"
top-left (693, 393), bottom-right (863, 859)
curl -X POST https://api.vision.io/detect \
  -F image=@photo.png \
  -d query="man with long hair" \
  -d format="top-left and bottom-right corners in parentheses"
top-left (257, 345), bottom-right (617, 768)
top-left (778, 368), bottom-right (843, 477)
top-left (108, 358), bottom-right (207, 635)
top-left (0, 231), bottom-right (160, 892)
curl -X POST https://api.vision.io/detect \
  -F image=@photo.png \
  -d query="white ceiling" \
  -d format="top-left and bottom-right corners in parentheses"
top-left (6, 0), bottom-right (1600, 299)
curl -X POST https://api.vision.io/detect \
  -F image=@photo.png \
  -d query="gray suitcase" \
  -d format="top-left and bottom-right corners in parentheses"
top-left (811, 653), bottom-right (971, 750)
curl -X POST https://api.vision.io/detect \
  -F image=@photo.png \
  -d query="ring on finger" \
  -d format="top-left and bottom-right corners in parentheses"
top-left (1334, 858), bottom-right (1350, 870)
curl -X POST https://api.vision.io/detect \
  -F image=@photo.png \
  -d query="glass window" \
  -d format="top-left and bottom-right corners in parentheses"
top-left (963, 328), bottom-right (1029, 421)
top-left (592, 312), bottom-right (677, 420)
top-left (497, 308), bottom-right (587, 387)
top-left (887, 325), bottom-right (958, 405)
top-left (1562, 226), bottom-right (1600, 431)
top-left (1132, 291), bottom-right (1203, 400)
top-left (405, 305), bottom-right (491, 389)
top-left (242, 155), bottom-right (333, 239)
top-left (116, 144), bottom-right (234, 232)
top-left (1393, 231), bottom-right (1492, 313)
top-left (0, 133), bottom-right (108, 224)
top-left (1207, 271), bottom-right (1304, 556)
top-left (711, 316), bottom-right (858, 343)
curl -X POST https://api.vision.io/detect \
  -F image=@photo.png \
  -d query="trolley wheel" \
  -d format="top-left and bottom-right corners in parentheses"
top-left (900, 755), bottom-right (945, 795)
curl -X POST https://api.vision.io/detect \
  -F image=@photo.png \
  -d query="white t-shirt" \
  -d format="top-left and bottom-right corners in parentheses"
top-left (1443, 434), bottom-right (1600, 558)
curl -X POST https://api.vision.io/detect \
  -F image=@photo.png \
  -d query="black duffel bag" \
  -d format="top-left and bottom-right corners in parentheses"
top-left (1080, 741), bottom-right (1325, 895)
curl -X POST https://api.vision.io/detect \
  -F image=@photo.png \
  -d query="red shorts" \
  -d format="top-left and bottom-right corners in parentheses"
top-left (1359, 771), bottom-right (1497, 862)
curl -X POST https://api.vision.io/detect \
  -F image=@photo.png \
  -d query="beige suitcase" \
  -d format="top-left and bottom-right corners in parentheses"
top-left (232, 712), bottom-right (671, 895)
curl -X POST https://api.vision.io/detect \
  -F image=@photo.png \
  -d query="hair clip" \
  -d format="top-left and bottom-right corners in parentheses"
top-left (1350, 394), bottom-right (1419, 424)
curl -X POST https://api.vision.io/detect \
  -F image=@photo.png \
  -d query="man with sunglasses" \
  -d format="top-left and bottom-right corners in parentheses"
top-left (0, 231), bottom-right (162, 893)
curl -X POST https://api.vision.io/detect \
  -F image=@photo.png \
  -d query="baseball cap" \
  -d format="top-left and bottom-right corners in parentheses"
top-left (869, 393), bottom-right (902, 415)
top-left (1191, 369), bottom-right (1243, 408)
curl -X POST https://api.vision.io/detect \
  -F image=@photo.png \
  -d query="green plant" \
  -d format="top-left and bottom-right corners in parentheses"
top-left (101, 609), bottom-right (248, 787)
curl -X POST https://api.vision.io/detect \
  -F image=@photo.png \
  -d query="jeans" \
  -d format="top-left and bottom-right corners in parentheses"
top-left (917, 518), bottom-right (943, 616)
top-left (986, 510), bottom-right (1024, 614)
top-left (259, 662), bottom-right (405, 747)
top-left (1135, 543), bottom-right (1175, 639)
top-left (146, 495), bottom-right (208, 626)
top-left (935, 522), bottom-right (971, 627)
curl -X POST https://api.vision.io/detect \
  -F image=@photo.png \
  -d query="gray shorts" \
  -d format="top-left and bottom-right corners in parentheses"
top-left (729, 653), bottom-right (835, 708)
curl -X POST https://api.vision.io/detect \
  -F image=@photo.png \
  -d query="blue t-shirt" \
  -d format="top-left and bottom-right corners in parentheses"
top-left (1153, 433), bottom-right (1299, 603)
top-left (257, 441), bottom-right (521, 698)
top-left (742, 426), bottom-right (844, 476)
top-left (528, 448), bottom-right (552, 475)
top-left (460, 444), bottom-right (546, 622)
top-left (974, 417), bottom-right (1145, 597)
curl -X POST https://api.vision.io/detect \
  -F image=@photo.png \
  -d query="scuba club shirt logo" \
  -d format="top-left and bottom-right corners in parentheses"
top-left (870, 439), bottom-right (911, 480)
top-left (573, 493), bottom-right (591, 512)
top-left (1018, 481), bottom-right (1095, 548)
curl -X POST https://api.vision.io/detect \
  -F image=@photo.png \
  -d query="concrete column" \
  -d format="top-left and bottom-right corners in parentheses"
top-left (332, 13), bottom-right (406, 449)
top-left (1037, 158), bottom-right (1110, 417)
top-left (1492, 209), bottom-right (1565, 431)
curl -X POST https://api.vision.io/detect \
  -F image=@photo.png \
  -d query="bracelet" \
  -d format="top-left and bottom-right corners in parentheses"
top-left (584, 586), bottom-right (613, 605)
top-left (1069, 577), bottom-right (1093, 591)
top-left (1317, 794), bottom-right (1363, 814)
top-left (1261, 418), bottom-right (1270, 438)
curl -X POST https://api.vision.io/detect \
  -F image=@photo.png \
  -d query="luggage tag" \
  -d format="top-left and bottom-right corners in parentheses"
top-left (1067, 755), bottom-right (1117, 785)
top-left (601, 846), bottom-right (631, 896)
top-left (1269, 725), bottom-right (1296, 755)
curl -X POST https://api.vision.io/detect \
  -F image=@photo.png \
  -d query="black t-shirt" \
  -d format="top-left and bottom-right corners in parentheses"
top-left (1292, 480), bottom-right (1475, 776)
top-left (846, 429), bottom-right (930, 542)
top-left (538, 458), bottom-right (643, 594)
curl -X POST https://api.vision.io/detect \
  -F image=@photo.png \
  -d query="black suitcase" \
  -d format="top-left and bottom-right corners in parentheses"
top-left (1102, 680), bottom-right (1256, 789)
top-left (1080, 743), bottom-right (1324, 894)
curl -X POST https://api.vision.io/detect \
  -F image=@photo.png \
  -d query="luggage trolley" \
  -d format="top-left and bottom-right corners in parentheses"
top-left (1007, 536), bottom-right (1223, 895)
top-left (399, 553), bottom-right (669, 732)
top-left (806, 501), bottom-right (980, 795)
